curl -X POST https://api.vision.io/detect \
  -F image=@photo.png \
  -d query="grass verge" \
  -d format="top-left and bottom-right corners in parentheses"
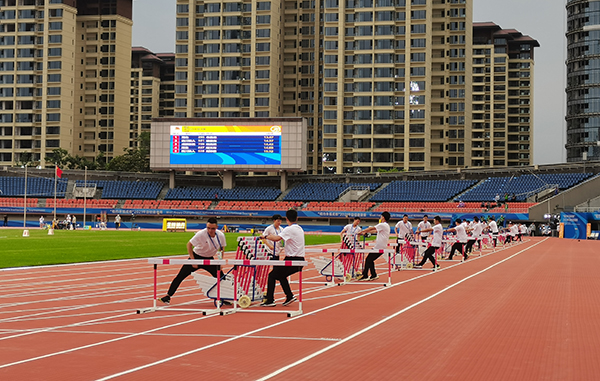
top-left (0, 229), bottom-right (346, 269)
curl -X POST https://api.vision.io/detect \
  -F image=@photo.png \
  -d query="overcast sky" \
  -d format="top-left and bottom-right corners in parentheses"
top-left (132, 0), bottom-right (567, 165)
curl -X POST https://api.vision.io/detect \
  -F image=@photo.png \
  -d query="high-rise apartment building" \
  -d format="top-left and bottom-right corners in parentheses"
top-left (130, 48), bottom-right (174, 148)
top-left (0, 0), bottom-right (132, 167)
top-left (174, 0), bottom-right (480, 174)
top-left (472, 23), bottom-right (538, 167)
top-left (566, 0), bottom-right (600, 161)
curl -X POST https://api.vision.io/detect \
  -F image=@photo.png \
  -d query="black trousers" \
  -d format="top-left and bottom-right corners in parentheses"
top-left (492, 233), bottom-right (498, 247)
top-left (417, 246), bottom-right (438, 267)
top-left (448, 242), bottom-right (465, 260)
top-left (167, 254), bottom-right (220, 297)
top-left (265, 256), bottom-right (303, 302)
top-left (465, 239), bottom-right (476, 254)
top-left (362, 251), bottom-right (384, 278)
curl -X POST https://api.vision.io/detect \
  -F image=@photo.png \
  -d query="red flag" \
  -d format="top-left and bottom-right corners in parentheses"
top-left (56, 166), bottom-right (63, 178)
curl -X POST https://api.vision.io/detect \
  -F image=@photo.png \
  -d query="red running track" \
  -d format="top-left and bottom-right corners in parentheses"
top-left (0, 237), bottom-right (599, 380)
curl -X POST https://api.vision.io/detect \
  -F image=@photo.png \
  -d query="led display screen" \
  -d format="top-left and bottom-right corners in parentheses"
top-left (170, 125), bottom-right (281, 165)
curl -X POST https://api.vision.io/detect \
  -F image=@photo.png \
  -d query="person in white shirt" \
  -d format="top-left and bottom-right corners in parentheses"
top-left (465, 216), bottom-right (483, 255)
top-left (395, 214), bottom-right (413, 256)
top-left (507, 222), bottom-right (519, 244)
top-left (340, 217), bottom-right (362, 249)
top-left (160, 217), bottom-right (226, 305)
top-left (39, 215), bottom-right (45, 228)
top-left (519, 224), bottom-right (527, 241)
top-left (395, 214), bottom-right (413, 242)
top-left (414, 216), bottom-right (443, 269)
top-left (260, 209), bottom-right (305, 307)
top-left (416, 215), bottom-right (432, 241)
top-left (446, 218), bottom-right (469, 260)
top-left (114, 214), bottom-right (121, 230)
top-left (262, 214), bottom-right (284, 259)
top-left (357, 211), bottom-right (391, 281)
top-left (488, 216), bottom-right (499, 247)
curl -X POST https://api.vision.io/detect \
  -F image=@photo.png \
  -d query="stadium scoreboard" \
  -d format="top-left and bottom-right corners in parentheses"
top-left (151, 118), bottom-right (307, 172)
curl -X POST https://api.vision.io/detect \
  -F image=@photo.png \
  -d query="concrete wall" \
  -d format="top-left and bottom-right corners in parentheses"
top-left (529, 175), bottom-right (600, 220)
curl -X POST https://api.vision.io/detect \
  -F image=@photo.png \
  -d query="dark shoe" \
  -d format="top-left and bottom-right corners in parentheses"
top-left (463, 254), bottom-right (469, 261)
top-left (221, 300), bottom-right (233, 306)
top-left (369, 275), bottom-right (379, 281)
top-left (260, 300), bottom-right (276, 307)
top-left (282, 296), bottom-right (297, 306)
top-left (159, 295), bottom-right (171, 305)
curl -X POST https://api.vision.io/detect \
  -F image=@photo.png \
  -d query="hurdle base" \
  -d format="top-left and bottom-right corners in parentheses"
top-left (219, 308), bottom-right (237, 316)
top-left (137, 307), bottom-right (157, 314)
top-left (287, 309), bottom-right (302, 317)
top-left (202, 308), bottom-right (221, 316)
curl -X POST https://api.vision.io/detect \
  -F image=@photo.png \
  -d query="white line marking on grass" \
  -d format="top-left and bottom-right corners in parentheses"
top-left (256, 238), bottom-right (548, 380)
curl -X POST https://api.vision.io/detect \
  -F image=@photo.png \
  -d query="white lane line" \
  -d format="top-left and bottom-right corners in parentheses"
top-left (0, 313), bottom-right (217, 370)
top-left (0, 328), bottom-right (342, 342)
top-left (256, 238), bottom-right (547, 380)
top-left (93, 241), bottom-right (530, 380)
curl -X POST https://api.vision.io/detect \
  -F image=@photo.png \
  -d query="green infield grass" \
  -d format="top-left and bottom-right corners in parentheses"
top-left (0, 229), bottom-right (354, 269)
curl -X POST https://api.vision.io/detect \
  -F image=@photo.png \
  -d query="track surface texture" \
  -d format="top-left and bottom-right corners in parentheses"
top-left (0, 237), bottom-right (598, 380)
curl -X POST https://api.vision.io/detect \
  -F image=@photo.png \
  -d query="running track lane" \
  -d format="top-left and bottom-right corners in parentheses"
top-left (3, 238), bottom-right (598, 379)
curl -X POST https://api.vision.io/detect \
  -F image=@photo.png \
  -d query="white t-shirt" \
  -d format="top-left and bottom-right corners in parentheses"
top-left (279, 224), bottom-right (305, 257)
top-left (520, 225), bottom-right (527, 234)
top-left (510, 225), bottom-right (519, 237)
top-left (489, 220), bottom-right (499, 234)
top-left (455, 224), bottom-right (468, 243)
top-left (374, 222), bottom-right (391, 250)
top-left (417, 221), bottom-right (432, 237)
top-left (342, 223), bottom-right (361, 242)
top-left (471, 222), bottom-right (483, 238)
top-left (395, 220), bottom-right (413, 238)
top-left (431, 223), bottom-right (443, 247)
top-left (189, 228), bottom-right (227, 258)
top-left (264, 224), bottom-right (284, 255)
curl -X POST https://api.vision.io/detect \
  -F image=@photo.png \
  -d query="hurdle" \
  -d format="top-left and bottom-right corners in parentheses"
top-left (137, 258), bottom-right (227, 315)
top-left (227, 259), bottom-right (308, 317)
top-left (307, 248), bottom-right (394, 286)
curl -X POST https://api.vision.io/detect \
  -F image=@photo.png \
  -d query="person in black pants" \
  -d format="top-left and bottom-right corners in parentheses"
top-left (357, 211), bottom-right (391, 281)
top-left (446, 219), bottom-right (469, 261)
top-left (160, 217), bottom-right (226, 305)
top-left (260, 209), bottom-right (305, 307)
top-left (415, 216), bottom-right (443, 269)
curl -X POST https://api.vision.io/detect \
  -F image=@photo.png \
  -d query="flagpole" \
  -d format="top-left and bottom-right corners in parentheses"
top-left (83, 166), bottom-right (87, 229)
top-left (23, 165), bottom-right (27, 228)
top-left (53, 163), bottom-right (57, 222)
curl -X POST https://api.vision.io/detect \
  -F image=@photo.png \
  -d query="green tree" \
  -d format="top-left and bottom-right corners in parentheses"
top-left (44, 148), bottom-right (71, 168)
top-left (105, 133), bottom-right (150, 172)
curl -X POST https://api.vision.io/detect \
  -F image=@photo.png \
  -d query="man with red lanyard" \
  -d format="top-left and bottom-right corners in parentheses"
top-left (260, 209), bottom-right (305, 307)
top-left (160, 217), bottom-right (226, 305)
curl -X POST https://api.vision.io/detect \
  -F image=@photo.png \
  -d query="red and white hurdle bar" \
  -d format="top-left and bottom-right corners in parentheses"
top-left (306, 248), bottom-right (394, 286)
top-left (137, 258), bottom-right (227, 315)
top-left (227, 259), bottom-right (308, 318)
top-left (138, 258), bottom-right (308, 318)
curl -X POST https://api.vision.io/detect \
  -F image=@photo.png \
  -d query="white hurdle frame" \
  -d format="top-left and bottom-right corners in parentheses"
top-left (137, 258), bottom-right (227, 316)
top-left (227, 259), bottom-right (308, 317)
top-left (306, 248), bottom-right (394, 286)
